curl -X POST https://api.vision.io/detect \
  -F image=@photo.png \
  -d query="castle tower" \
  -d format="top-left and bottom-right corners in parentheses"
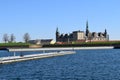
top-left (104, 29), bottom-right (107, 37)
top-left (56, 27), bottom-right (60, 42)
top-left (86, 21), bottom-right (89, 37)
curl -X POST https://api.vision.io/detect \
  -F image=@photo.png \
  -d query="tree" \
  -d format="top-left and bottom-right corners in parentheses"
top-left (23, 33), bottom-right (30, 43)
top-left (3, 34), bottom-right (9, 43)
top-left (10, 34), bottom-right (16, 43)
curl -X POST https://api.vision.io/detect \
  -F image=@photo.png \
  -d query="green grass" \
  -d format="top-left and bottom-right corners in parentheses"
top-left (73, 41), bottom-right (120, 45)
top-left (0, 43), bottom-right (30, 48)
top-left (43, 41), bottom-right (120, 47)
top-left (1, 41), bottom-right (120, 48)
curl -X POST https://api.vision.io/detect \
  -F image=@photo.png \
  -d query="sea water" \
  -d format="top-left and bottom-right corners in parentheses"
top-left (0, 49), bottom-right (120, 80)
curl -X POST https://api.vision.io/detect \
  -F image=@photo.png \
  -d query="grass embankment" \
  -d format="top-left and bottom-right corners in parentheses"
top-left (1, 41), bottom-right (120, 48)
top-left (0, 43), bottom-right (30, 48)
top-left (43, 41), bottom-right (120, 47)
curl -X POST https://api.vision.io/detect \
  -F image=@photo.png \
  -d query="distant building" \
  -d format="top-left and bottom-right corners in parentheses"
top-left (28, 39), bottom-right (55, 45)
top-left (56, 21), bottom-right (109, 43)
top-left (85, 21), bottom-right (109, 42)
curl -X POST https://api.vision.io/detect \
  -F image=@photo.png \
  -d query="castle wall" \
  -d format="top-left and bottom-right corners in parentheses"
top-left (56, 22), bottom-right (109, 43)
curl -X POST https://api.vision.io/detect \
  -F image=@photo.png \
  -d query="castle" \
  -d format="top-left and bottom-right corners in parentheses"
top-left (56, 21), bottom-right (109, 43)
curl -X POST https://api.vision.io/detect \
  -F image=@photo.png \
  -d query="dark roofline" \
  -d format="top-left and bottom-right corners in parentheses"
top-left (73, 30), bottom-right (84, 33)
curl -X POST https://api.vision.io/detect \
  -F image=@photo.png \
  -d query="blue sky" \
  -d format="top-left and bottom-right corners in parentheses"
top-left (0, 0), bottom-right (120, 42)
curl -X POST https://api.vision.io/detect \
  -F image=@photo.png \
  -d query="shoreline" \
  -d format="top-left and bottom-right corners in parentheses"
top-left (8, 46), bottom-right (114, 52)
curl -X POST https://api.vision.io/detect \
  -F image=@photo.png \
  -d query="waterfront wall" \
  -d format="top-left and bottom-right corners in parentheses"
top-left (8, 46), bottom-right (114, 52)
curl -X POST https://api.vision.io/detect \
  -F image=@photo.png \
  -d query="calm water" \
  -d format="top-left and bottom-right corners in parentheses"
top-left (0, 49), bottom-right (120, 80)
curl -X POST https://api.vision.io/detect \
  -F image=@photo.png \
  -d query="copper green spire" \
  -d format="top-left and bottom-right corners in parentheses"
top-left (105, 29), bottom-right (107, 34)
top-left (86, 20), bottom-right (89, 37)
top-left (56, 27), bottom-right (60, 42)
top-left (86, 20), bottom-right (88, 29)
top-left (104, 29), bottom-right (107, 37)
top-left (56, 27), bottom-right (58, 32)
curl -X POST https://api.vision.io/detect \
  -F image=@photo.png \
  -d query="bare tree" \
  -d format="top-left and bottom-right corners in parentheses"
top-left (23, 33), bottom-right (30, 43)
top-left (10, 34), bottom-right (16, 43)
top-left (3, 34), bottom-right (9, 43)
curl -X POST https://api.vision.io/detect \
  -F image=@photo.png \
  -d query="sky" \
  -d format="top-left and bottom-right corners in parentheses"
top-left (0, 0), bottom-right (120, 42)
